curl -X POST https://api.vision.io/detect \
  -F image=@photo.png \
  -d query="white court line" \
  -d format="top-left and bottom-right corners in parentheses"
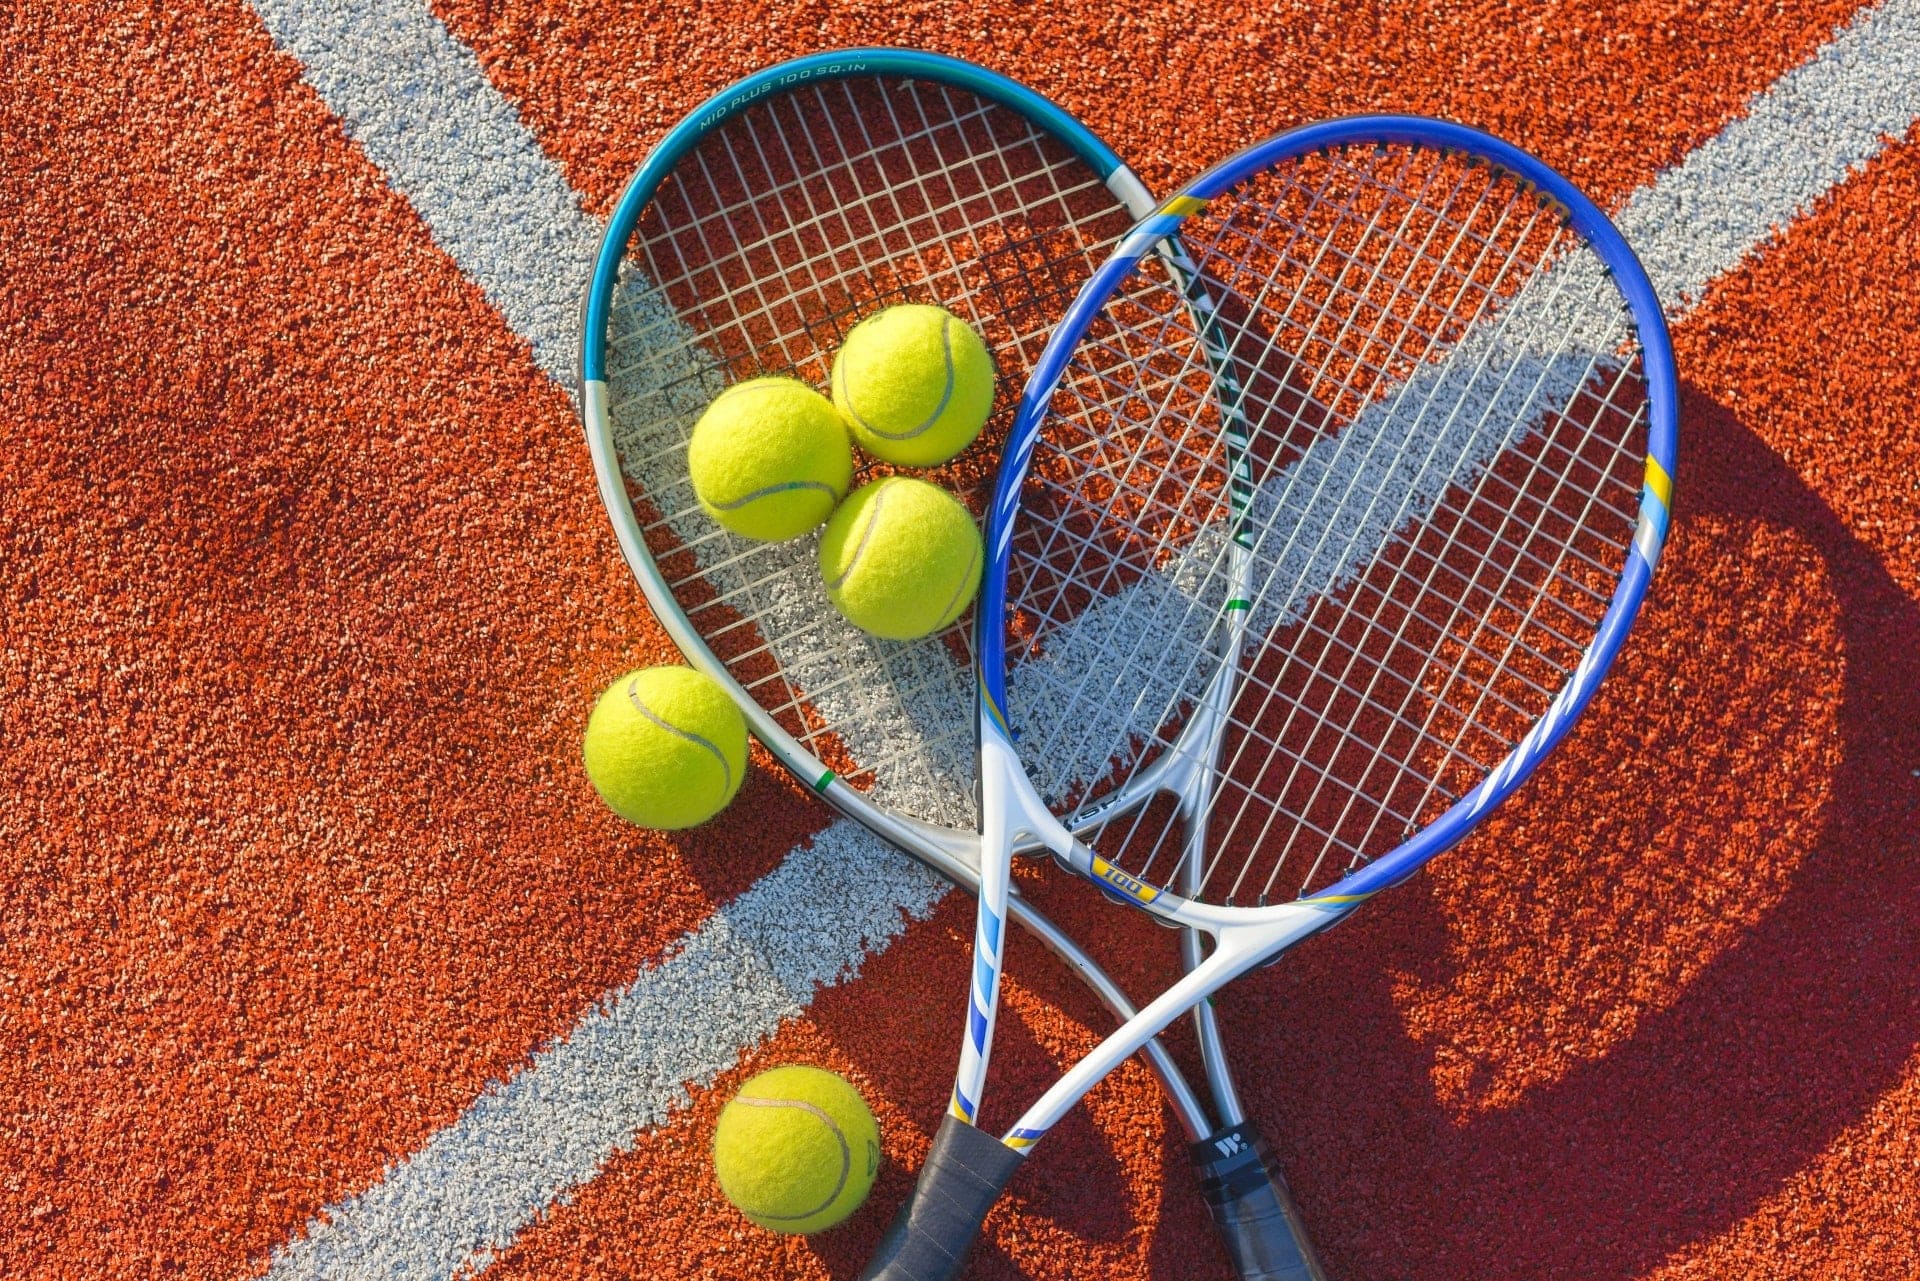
top-left (251, 0), bottom-right (598, 380)
top-left (260, 825), bottom-right (943, 1280)
top-left (247, 0), bottom-right (1920, 1275)
top-left (1618, 0), bottom-right (1920, 315)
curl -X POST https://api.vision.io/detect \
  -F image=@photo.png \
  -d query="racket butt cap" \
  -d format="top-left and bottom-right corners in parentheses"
top-left (1191, 1120), bottom-right (1329, 1281)
top-left (858, 1114), bottom-right (1023, 1281)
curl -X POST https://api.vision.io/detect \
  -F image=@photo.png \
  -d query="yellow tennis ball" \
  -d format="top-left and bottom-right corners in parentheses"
top-left (581, 666), bottom-right (747, 830)
top-left (688, 376), bottom-right (853, 541)
top-left (712, 1066), bottom-right (881, 1235)
top-left (818, 477), bottom-right (983, 641)
top-left (831, 304), bottom-right (995, 466)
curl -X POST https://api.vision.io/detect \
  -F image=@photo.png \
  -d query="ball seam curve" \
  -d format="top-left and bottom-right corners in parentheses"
top-left (722, 1096), bottom-right (851, 1221)
top-left (835, 312), bottom-right (960, 442)
top-left (624, 678), bottom-right (733, 798)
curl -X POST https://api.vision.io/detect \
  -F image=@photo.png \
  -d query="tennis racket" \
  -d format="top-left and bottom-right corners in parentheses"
top-left (576, 49), bottom-right (1323, 1279)
top-left (859, 115), bottom-right (1679, 1281)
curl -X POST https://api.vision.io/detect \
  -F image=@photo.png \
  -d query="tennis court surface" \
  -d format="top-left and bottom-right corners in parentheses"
top-left (5, 3), bottom-right (1918, 1278)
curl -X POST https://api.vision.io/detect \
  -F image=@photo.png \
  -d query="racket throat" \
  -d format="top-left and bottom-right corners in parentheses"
top-left (1008, 910), bottom-right (1329, 1145)
top-left (1071, 643), bottom-right (1244, 904)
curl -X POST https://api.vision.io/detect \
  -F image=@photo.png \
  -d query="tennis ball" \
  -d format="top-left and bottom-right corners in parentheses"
top-left (688, 377), bottom-right (853, 541)
top-left (582, 666), bottom-right (747, 830)
top-left (831, 304), bottom-right (995, 466)
top-left (818, 477), bottom-right (983, 641)
top-left (712, 1066), bottom-right (881, 1234)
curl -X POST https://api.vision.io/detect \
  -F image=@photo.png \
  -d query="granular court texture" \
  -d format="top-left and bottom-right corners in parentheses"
top-left (3, 2), bottom-right (1917, 1280)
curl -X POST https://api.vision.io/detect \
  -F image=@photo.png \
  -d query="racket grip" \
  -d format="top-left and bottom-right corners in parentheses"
top-left (1192, 1120), bottom-right (1328, 1281)
top-left (858, 1114), bottom-right (1024, 1281)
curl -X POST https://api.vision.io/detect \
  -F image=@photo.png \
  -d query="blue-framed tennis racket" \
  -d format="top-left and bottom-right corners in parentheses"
top-left (577, 49), bottom-right (1323, 1279)
top-left (860, 115), bottom-right (1679, 1281)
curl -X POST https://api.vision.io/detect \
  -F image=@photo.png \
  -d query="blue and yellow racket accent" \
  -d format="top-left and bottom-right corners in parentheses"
top-left (1004, 1127), bottom-right (1046, 1152)
top-left (1634, 454), bottom-right (1674, 572)
top-left (1300, 889), bottom-right (1375, 907)
top-left (1089, 856), bottom-right (1162, 907)
top-left (978, 672), bottom-right (1011, 739)
top-left (1117, 194), bottom-right (1211, 258)
top-left (950, 897), bottom-right (1006, 1125)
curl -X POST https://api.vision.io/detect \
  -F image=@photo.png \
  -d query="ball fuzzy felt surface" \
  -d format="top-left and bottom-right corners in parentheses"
top-left (712, 1066), bottom-right (881, 1235)
top-left (581, 666), bottom-right (747, 830)
top-left (688, 376), bottom-right (853, 541)
top-left (818, 477), bottom-right (984, 641)
top-left (831, 304), bottom-right (995, 467)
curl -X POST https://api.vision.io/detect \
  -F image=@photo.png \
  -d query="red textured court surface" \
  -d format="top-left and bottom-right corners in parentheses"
top-left (4, 3), bottom-right (1918, 1280)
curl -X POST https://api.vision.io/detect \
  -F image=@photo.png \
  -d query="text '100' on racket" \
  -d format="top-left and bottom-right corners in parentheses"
top-left (859, 115), bottom-right (1678, 1281)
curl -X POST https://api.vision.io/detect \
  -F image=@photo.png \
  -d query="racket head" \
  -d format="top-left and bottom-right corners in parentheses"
top-left (979, 115), bottom-right (1679, 915)
top-left (578, 49), bottom-right (1157, 836)
top-left (580, 72), bottom-right (1336, 1268)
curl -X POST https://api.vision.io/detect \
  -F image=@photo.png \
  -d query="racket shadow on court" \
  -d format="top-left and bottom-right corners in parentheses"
top-left (1188, 389), bottom-right (1920, 1281)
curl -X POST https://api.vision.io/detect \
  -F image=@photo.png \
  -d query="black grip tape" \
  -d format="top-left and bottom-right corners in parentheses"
top-left (858, 1114), bottom-right (1025, 1281)
top-left (1191, 1120), bottom-right (1328, 1281)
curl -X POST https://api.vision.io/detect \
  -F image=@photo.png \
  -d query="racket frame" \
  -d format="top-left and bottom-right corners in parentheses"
top-left (578, 49), bottom-right (1328, 1278)
top-left (578, 42), bottom-right (1200, 1099)
top-left (955, 114), bottom-right (1680, 1150)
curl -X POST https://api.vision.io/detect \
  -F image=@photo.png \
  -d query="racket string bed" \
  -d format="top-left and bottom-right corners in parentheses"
top-left (679, 104), bottom-right (1098, 373)
top-left (602, 74), bottom-right (1136, 825)
top-left (1191, 153), bottom-right (1529, 421)
top-left (1179, 180), bottom-right (1560, 879)
top-left (1355, 356), bottom-right (1648, 859)
top-left (1044, 193), bottom-right (1505, 825)
top-left (1212, 264), bottom-right (1631, 900)
top-left (1220, 280), bottom-right (1644, 902)
top-left (1000, 142), bottom-right (1651, 906)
